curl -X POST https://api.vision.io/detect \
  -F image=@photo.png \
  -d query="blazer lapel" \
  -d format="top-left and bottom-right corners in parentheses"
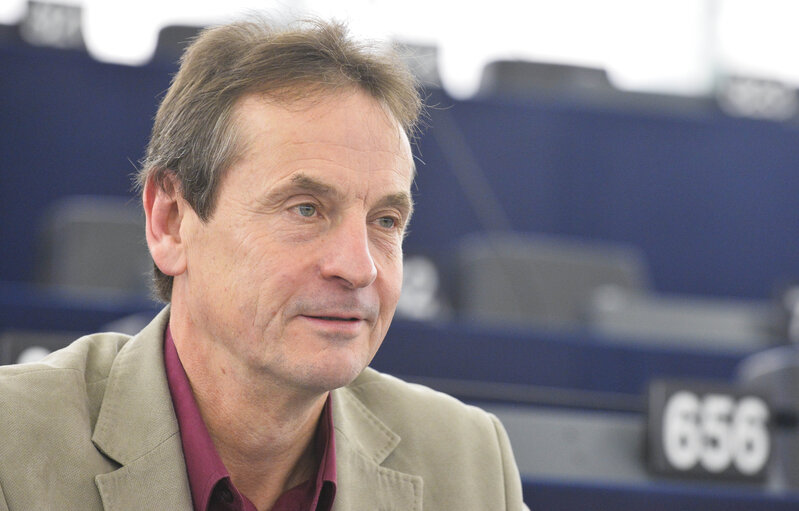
top-left (332, 386), bottom-right (423, 511)
top-left (91, 308), bottom-right (193, 510)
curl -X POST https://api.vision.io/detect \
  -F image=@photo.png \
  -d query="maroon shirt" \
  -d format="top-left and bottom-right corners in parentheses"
top-left (164, 327), bottom-right (337, 511)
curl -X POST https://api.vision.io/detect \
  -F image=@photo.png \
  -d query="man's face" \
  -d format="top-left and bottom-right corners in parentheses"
top-left (176, 89), bottom-right (414, 394)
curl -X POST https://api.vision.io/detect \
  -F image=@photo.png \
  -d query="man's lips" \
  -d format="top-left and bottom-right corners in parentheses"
top-left (298, 314), bottom-right (369, 337)
top-left (288, 298), bottom-right (379, 324)
top-left (301, 314), bottom-right (364, 322)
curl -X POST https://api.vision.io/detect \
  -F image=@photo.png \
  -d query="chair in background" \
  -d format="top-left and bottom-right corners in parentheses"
top-left (587, 287), bottom-right (780, 352)
top-left (35, 195), bottom-right (152, 297)
top-left (477, 60), bottom-right (614, 100)
top-left (0, 195), bottom-right (155, 365)
top-left (456, 232), bottom-right (651, 328)
top-left (737, 346), bottom-right (799, 490)
top-left (475, 59), bottom-right (718, 117)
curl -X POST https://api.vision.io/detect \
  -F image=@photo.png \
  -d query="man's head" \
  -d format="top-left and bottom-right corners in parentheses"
top-left (141, 17), bottom-right (421, 393)
top-left (138, 17), bottom-right (421, 301)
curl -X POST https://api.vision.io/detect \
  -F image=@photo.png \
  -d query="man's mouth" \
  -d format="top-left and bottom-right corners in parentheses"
top-left (299, 314), bottom-right (367, 336)
top-left (303, 314), bottom-right (363, 322)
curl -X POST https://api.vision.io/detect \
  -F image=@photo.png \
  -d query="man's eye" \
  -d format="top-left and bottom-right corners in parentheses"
top-left (296, 204), bottom-right (316, 217)
top-left (377, 217), bottom-right (397, 229)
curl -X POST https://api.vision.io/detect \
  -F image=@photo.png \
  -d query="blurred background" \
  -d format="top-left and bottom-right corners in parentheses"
top-left (4, 0), bottom-right (799, 508)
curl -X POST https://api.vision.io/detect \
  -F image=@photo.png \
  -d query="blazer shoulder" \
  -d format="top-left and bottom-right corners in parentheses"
top-left (0, 332), bottom-right (131, 434)
top-left (0, 331), bottom-right (130, 384)
top-left (0, 307), bottom-right (167, 389)
top-left (344, 367), bottom-right (499, 446)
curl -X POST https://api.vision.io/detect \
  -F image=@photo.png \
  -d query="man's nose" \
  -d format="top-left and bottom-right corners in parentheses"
top-left (320, 219), bottom-right (378, 289)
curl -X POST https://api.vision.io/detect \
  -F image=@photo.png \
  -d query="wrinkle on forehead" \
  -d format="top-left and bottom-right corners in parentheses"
top-left (232, 88), bottom-right (414, 173)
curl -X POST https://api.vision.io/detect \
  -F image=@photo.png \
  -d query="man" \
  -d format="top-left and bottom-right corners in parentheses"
top-left (0, 18), bottom-right (527, 510)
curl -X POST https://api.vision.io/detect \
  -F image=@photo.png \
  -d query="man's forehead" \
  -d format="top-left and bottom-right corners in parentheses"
top-left (230, 90), bottom-right (413, 178)
top-left (233, 88), bottom-right (410, 146)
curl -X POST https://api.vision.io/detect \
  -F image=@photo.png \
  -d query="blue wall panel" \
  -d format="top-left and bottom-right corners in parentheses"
top-left (3, 45), bottom-right (799, 299)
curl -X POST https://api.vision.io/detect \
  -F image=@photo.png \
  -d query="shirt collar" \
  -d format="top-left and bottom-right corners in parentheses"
top-left (163, 325), bottom-right (336, 511)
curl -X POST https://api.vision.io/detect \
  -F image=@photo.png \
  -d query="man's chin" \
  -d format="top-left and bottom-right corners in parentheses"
top-left (310, 366), bottom-right (366, 393)
top-left (285, 357), bottom-right (369, 395)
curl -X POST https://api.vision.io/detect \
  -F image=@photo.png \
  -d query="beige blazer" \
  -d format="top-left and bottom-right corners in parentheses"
top-left (0, 308), bottom-right (527, 510)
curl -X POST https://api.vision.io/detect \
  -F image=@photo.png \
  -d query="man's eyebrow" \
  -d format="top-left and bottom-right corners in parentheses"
top-left (258, 173), bottom-right (342, 207)
top-left (375, 191), bottom-right (414, 219)
top-left (258, 172), bottom-right (413, 217)
top-left (287, 173), bottom-right (343, 199)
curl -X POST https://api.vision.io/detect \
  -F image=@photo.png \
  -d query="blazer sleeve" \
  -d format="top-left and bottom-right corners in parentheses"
top-left (489, 413), bottom-right (530, 511)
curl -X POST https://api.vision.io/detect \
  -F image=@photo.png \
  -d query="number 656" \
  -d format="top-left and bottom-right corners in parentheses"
top-left (663, 391), bottom-right (770, 475)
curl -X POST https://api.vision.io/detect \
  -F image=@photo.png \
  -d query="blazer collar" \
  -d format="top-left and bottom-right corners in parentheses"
top-left (91, 306), bottom-right (193, 510)
top-left (331, 380), bottom-right (423, 511)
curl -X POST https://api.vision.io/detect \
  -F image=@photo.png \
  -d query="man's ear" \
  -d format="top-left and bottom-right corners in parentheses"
top-left (143, 172), bottom-right (188, 278)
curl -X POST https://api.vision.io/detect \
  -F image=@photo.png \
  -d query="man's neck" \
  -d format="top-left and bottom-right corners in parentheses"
top-left (203, 389), bottom-right (325, 510)
top-left (169, 315), bottom-right (328, 511)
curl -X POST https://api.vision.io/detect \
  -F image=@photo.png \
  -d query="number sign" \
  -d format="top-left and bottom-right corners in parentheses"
top-left (647, 380), bottom-right (771, 481)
